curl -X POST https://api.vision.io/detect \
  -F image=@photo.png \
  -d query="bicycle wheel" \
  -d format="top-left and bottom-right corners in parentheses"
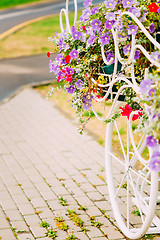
top-left (105, 119), bottom-right (158, 239)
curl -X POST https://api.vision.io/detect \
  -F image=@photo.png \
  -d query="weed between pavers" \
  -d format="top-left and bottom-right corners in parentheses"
top-left (97, 174), bottom-right (105, 181)
top-left (66, 234), bottom-right (78, 239)
top-left (90, 216), bottom-right (103, 228)
top-left (78, 205), bottom-right (88, 211)
top-left (6, 217), bottom-right (18, 239)
top-left (59, 197), bottom-right (68, 206)
top-left (40, 220), bottom-right (79, 239)
top-left (40, 221), bottom-right (57, 239)
top-left (66, 209), bottom-right (89, 233)
top-left (132, 209), bottom-right (141, 216)
top-left (55, 215), bottom-right (69, 231)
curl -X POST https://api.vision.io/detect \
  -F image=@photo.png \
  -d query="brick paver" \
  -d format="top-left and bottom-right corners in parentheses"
top-left (0, 87), bottom-right (159, 240)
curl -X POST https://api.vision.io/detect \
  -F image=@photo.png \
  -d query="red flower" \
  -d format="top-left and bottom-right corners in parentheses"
top-left (132, 110), bottom-right (143, 121)
top-left (82, 26), bottom-right (86, 31)
top-left (65, 74), bottom-right (72, 83)
top-left (62, 69), bottom-right (66, 73)
top-left (47, 52), bottom-right (51, 57)
top-left (57, 73), bottom-right (61, 82)
top-left (65, 55), bottom-right (71, 63)
top-left (120, 104), bottom-right (133, 119)
top-left (148, 3), bottom-right (159, 12)
top-left (132, 113), bottom-right (139, 121)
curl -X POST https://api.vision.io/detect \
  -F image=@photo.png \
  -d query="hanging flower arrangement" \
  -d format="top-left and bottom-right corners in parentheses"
top-left (47, 0), bottom-right (160, 170)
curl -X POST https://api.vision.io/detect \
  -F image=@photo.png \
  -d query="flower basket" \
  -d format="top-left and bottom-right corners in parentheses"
top-left (101, 61), bottom-right (122, 75)
top-left (48, 0), bottom-right (160, 170)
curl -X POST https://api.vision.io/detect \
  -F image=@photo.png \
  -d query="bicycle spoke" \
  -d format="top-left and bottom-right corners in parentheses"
top-left (130, 135), bottom-right (146, 167)
top-left (128, 171), bottom-right (145, 224)
top-left (115, 120), bottom-right (127, 162)
top-left (115, 170), bottom-right (128, 197)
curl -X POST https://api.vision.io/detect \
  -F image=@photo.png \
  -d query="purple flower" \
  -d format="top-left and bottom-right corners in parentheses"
top-left (148, 88), bottom-right (156, 97)
top-left (87, 34), bottom-right (96, 45)
top-left (75, 79), bottom-right (84, 89)
top-left (140, 10), bottom-right (147, 22)
top-left (100, 34), bottom-right (110, 45)
top-left (70, 49), bottom-right (79, 59)
top-left (149, 152), bottom-right (160, 171)
top-left (134, 50), bottom-right (140, 59)
top-left (57, 70), bottom-right (66, 81)
top-left (128, 7), bottom-right (141, 17)
top-left (122, 0), bottom-right (134, 8)
top-left (83, 0), bottom-right (92, 7)
top-left (91, 19), bottom-right (102, 32)
top-left (150, 51), bottom-right (160, 63)
top-left (80, 8), bottom-right (91, 21)
top-left (106, 50), bottom-right (115, 63)
top-left (123, 44), bottom-right (131, 55)
top-left (61, 58), bottom-right (66, 65)
top-left (104, 0), bottom-right (117, 9)
top-left (158, 6), bottom-right (160, 14)
top-left (149, 23), bottom-right (155, 33)
top-left (49, 61), bottom-right (59, 74)
top-left (66, 85), bottom-right (76, 94)
top-left (105, 12), bottom-right (115, 21)
top-left (127, 25), bottom-right (138, 35)
top-left (83, 94), bottom-right (93, 103)
top-left (71, 26), bottom-right (76, 32)
top-left (55, 54), bottom-right (63, 62)
top-left (72, 31), bottom-right (82, 40)
top-left (139, 78), bottom-right (153, 95)
top-left (55, 31), bottom-right (58, 38)
top-left (66, 67), bottom-right (74, 75)
top-left (91, 6), bottom-right (99, 14)
top-left (113, 18), bottom-right (123, 31)
top-left (83, 101), bottom-right (92, 110)
top-left (83, 94), bottom-right (93, 110)
top-left (105, 20), bottom-right (115, 29)
top-left (58, 38), bottom-right (63, 51)
top-left (146, 136), bottom-right (157, 148)
top-left (81, 34), bottom-right (86, 42)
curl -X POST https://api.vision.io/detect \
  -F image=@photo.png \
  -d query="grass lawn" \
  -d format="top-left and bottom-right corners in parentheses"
top-left (35, 83), bottom-right (143, 154)
top-left (0, 11), bottom-right (82, 59)
top-left (0, 0), bottom-right (50, 9)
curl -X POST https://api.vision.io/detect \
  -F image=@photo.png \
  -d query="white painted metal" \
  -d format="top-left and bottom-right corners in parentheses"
top-left (105, 120), bottom-right (159, 239)
top-left (59, 1), bottom-right (160, 238)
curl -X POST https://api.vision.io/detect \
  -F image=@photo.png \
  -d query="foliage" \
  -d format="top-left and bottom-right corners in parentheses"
top-left (67, 209), bottom-right (88, 232)
top-left (59, 196), bottom-right (68, 206)
top-left (48, 0), bottom-right (160, 170)
top-left (40, 221), bottom-right (57, 239)
top-left (90, 216), bottom-right (103, 228)
top-left (0, 0), bottom-right (44, 9)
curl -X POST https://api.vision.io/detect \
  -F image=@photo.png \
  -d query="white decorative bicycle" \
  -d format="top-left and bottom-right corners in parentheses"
top-left (58, 0), bottom-right (160, 239)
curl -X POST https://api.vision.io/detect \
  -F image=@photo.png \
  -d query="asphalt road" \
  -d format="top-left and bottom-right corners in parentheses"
top-left (0, 54), bottom-right (57, 102)
top-left (0, 0), bottom-right (103, 102)
top-left (0, 0), bottom-right (103, 34)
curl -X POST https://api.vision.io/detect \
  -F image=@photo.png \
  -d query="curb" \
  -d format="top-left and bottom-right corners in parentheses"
top-left (0, 13), bottom-right (56, 41)
top-left (0, 79), bottom-right (53, 105)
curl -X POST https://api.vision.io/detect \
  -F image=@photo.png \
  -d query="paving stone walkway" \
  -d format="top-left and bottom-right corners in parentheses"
top-left (0, 88), bottom-right (159, 240)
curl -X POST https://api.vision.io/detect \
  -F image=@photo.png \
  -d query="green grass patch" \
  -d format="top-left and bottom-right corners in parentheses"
top-left (0, 0), bottom-right (47, 9)
top-left (0, 10), bottom-right (82, 59)
top-left (83, 110), bottom-right (103, 118)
